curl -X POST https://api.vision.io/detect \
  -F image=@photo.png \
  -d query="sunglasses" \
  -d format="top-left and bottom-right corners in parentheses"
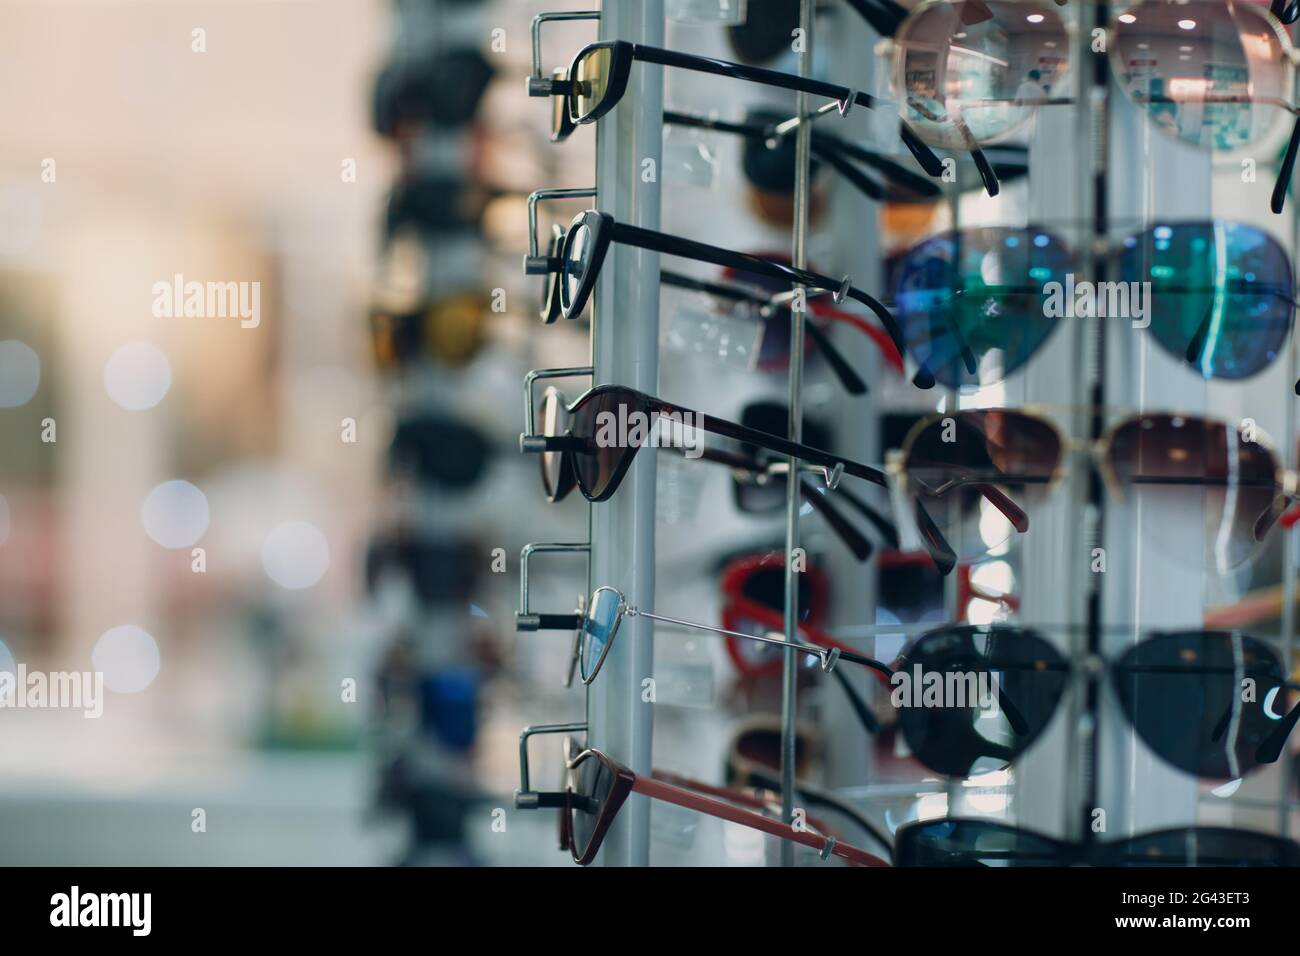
top-left (574, 584), bottom-right (893, 687)
top-left (545, 37), bottom-right (946, 176)
top-left (895, 817), bottom-right (1300, 866)
top-left (889, 408), bottom-right (1297, 573)
top-left (371, 47), bottom-right (495, 140)
top-left (887, 0), bottom-right (1300, 211)
top-left (369, 292), bottom-right (491, 372)
top-left (388, 414), bottom-right (491, 490)
top-left (514, 725), bottom-right (889, 866)
top-left (522, 373), bottom-right (899, 562)
top-left (522, 380), bottom-right (891, 503)
top-left (365, 536), bottom-right (481, 609)
top-left (890, 624), bottom-right (1300, 780)
top-left (555, 209), bottom-right (924, 382)
top-left (890, 220), bottom-right (1299, 392)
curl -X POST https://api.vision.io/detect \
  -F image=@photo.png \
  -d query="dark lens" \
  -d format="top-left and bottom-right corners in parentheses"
top-left (561, 222), bottom-right (593, 315)
top-left (895, 818), bottom-right (1062, 867)
top-left (541, 229), bottom-right (565, 323)
top-left (1104, 414), bottom-right (1282, 571)
top-left (903, 409), bottom-right (1062, 561)
top-left (1111, 0), bottom-right (1289, 152)
top-left (1118, 221), bottom-right (1293, 380)
top-left (727, 0), bottom-right (799, 64)
top-left (739, 565), bottom-right (813, 621)
top-left (538, 387), bottom-right (570, 501)
top-left (550, 68), bottom-right (572, 140)
top-left (569, 389), bottom-right (640, 501)
top-left (389, 415), bottom-right (489, 490)
top-left (1106, 827), bottom-right (1300, 867)
top-left (892, 227), bottom-right (1072, 389)
top-left (896, 626), bottom-right (1068, 777)
top-left (1113, 631), bottom-right (1290, 780)
top-left (568, 753), bottom-right (615, 861)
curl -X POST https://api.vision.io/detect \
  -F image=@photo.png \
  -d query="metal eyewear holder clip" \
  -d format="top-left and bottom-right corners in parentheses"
top-left (524, 188), bottom-right (597, 275)
top-left (515, 721), bottom-right (588, 809)
top-left (528, 10), bottom-right (602, 96)
top-left (516, 541), bottom-right (591, 633)
top-left (519, 365), bottom-right (593, 452)
top-left (764, 459), bottom-right (844, 492)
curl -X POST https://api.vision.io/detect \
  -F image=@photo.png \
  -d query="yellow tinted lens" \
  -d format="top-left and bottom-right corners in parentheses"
top-left (571, 47), bottom-right (612, 121)
top-left (425, 293), bottom-right (488, 367)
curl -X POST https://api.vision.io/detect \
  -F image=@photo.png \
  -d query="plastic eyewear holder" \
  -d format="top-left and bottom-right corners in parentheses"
top-left (557, 209), bottom-right (957, 388)
top-left (880, 0), bottom-right (1300, 213)
top-left (512, 723), bottom-right (890, 866)
top-left (886, 623), bottom-right (1300, 780)
top-left (886, 407), bottom-right (1300, 574)
top-left (889, 220), bottom-right (1300, 393)
top-left (895, 817), bottom-right (1300, 867)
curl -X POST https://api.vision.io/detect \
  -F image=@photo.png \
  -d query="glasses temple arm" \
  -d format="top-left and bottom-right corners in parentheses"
top-left (827, 483), bottom-right (901, 549)
top-left (630, 606), bottom-right (834, 665)
top-left (809, 139), bottom-right (887, 202)
top-left (898, 122), bottom-right (946, 178)
top-left (744, 768), bottom-right (894, 852)
top-left (630, 43), bottom-right (876, 111)
top-left (629, 774), bottom-right (887, 866)
top-left (912, 498), bottom-right (957, 576)
top-left (814, 132), bottom-right (942, 197)
top-left (799, 478), bottom-right (875, 561)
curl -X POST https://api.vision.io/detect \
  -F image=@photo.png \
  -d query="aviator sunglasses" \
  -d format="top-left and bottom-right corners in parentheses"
top-left (887, 623), bottom-right (1300, 780)
top-left (890, 408), bottom-right (1299, 573)
top-left (889, 220), bottom-right (1300, 392)
top-left (895, 817), bottom-right (1300, 867)
top-left (885, 0), bottom-right (1300, 212)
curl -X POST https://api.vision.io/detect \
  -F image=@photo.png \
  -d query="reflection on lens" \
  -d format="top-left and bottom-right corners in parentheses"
top-left (1104, 414), bottom-right (1282, 571)
top-left (897, 818), bottom-right (1061, 866)
top-left (562, 222), bottom-right (592, 314)
top-left (1116, 221), bottom-right (1293, 381)
top-left (904, 410), bottom-right (1062, 561)
top-left (568, 389), bottom-right (636, 500)
top-left (539, 387), bottom-right (569, 501)
top-left (1111, 0), bottom-right (1290, 151)
top-left (1113, 631), bottom-right (1288, 780)
top-left (894, 0), bottom-right (1070, 149)
top-left (570, 46), bottom-right (613, 121)
top-left (892, 227), bottom-right (1073, 390)
top-left (1108, 828), bottom-right (1300, 866)
top-left (581, 588), bottom-right (622, 681)
top-left (895, 626), bottom-right (1068, 777)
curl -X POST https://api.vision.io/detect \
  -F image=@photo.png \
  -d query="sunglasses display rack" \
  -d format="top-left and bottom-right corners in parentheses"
top-left (406, 0), bottom-right (1300, 868)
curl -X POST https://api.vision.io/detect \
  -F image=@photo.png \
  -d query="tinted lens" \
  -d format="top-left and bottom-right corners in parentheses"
top-left (1106, 827), bottom-right (1300, 866)
top-left (550, 68), bottom-right (572, 140)
top-left (903, 410), bottom-right (1063, 561)
top-left (1112, 0), bottom-right (1290, 151)
top-left (568, 752), bottom-right (615, 861)
top-left (893, 227), bottom-right (1072, 389)
top-left (568, 389), bottom-right (639, 500)
top-left (570, 47), bottom-right (612, 121)
top-left (896, 819), bottom-right (1063, 867)
top-left (561, 221), bottom-right (593, 316)
top-left (727, 0), bottom-right (799, 63)
top-left (389, 415), bottom-right (489, 490)
top-left (1117, 221), bottom-right (1293, 380)
top-left (739, 565), bottom-right (813, 620)
top-left (580, 588), bottom-right (622, 682)
top-left (894, 1), bottom-right (1069, 149)
top-left (1104, 414), bottom-right (1282, 571)
top-left (541, 229), bottom-right (565, 323)
top-left (1114, 631), bottom-right (1290, 779)
top-left (896, 626), bottom-right (1069, 777)
top-left (538, 387), bottom-right (571, 501)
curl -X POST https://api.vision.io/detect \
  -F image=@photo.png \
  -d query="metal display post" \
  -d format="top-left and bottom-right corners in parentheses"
top-left (585, 0), bottom-right (664, 868)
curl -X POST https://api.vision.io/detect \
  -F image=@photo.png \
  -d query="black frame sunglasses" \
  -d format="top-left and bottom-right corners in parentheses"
top-left (889, 624), bottom-right (1300, 781)
top-left (895, 817), bottom-right (1300, 867)
top-left (521, 381), bottom-right (890, 504)
top-left (555, 209), bottom-right (944, 387)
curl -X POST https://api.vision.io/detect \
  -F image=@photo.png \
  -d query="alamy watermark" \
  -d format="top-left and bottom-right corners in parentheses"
top-left (0, 666), bottom-right (104, 718)
top-left (151, 274), bottom-right (261, 329)
top-left (1042, 273), bottom-right (1151, 328)
top-left (594, 403), bottom-right (704, 459)
top-left (890, 664), bottom-right (999, 711)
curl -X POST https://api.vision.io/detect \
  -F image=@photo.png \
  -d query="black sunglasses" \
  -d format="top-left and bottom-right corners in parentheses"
top-left (365, 536), bottom-right (481, 609)
top-left (522, 382), bottom-right (890, 503)
top-left (388, 414), bottom-right (492, 491)
top-left (556, 209), bottom-right (944, 387)
top-left (556, 38), bottom-right (946, 179)
top-left (895, 817), bottom-right (1300, 867)
top-left (372, 47), bottom-right (495, 139)
top-left (890, 625), bottom-right (1300, 780)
